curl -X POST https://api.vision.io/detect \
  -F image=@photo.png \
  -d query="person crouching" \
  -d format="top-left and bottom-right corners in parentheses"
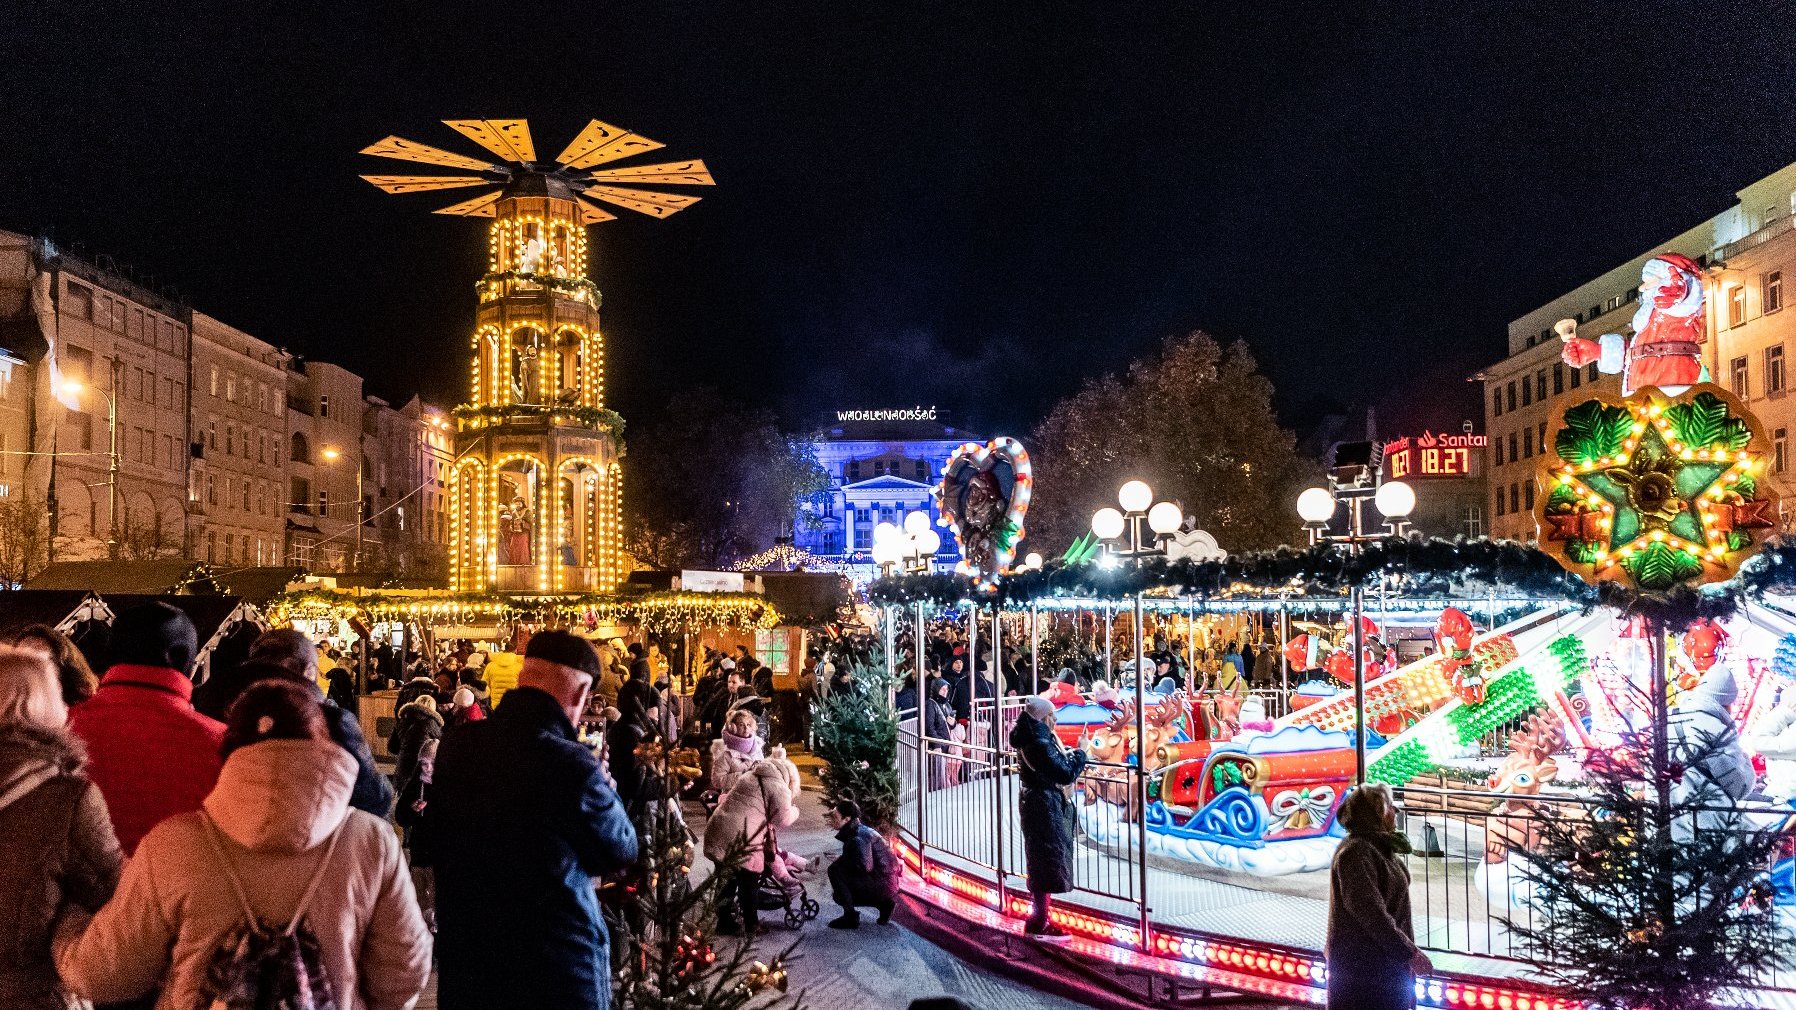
top-left (824, 799), bottom-right (899, 929)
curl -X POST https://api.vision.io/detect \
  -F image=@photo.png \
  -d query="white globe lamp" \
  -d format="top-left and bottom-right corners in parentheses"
top-left (1024, 551), bottom-right (1044, 570)
top-left (870, 541), bottom-right (897, 565)
top-left (1374, 480), bottom-right (1416, 519)
top-left (872, 521), bottom-right (898, 545)
top-left (1091, 507), bottom-right (1126, 541)
top-left (1147, 500), bottom-right (1183, 535)
top-left (1118, 480), bottom-right (1154, 513)
top-left (903, 510), bottom-right (930, 535)
top-left (1296, 487), bottom-right (1337, 524)
top-left (917, 529), bottom-right (942, 554)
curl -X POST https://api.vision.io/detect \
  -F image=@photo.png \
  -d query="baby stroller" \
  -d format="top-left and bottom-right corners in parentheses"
top-left (756, 870), bottom-right (820, 929)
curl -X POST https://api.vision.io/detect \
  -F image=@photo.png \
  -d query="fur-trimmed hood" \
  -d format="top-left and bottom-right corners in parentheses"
top-left (0, 721), bottom-right (86, 782)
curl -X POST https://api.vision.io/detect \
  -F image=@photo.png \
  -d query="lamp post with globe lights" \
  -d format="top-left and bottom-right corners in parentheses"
top-left (1294, 442), bottom-right (1416, 783)
top-left (1087, 479), bottom-right (1183, 950)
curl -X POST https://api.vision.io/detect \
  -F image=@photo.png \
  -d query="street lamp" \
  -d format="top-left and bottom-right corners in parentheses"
top-left (871, 510), bottom-right (940, 575)
top-left (60, 378), bottom-right (120, 561)
top-left (1295, 441), bottom-right (1416, 783)
top-left (320, 445), bottom-right (364, 572)
top-left (1089, 480), bottom-right (1184, 566)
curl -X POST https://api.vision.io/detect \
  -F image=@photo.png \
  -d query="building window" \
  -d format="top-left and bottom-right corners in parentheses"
top-left (1569, 364), bottom-right (1582, 389)
top-left (1522, 428), bottom-right (1533, 459)
top-left (1495, 490), bottom-right (1506, 517)
top-left (1493, 438), bottom-right (1504, 466)
top-left (1509, 483), bottom-right (1520, 514)
top-left (1524, 482), bottom-right (1536, 511)
top-left (319, 394), bottom-right (330, 418)
top-left (1492, 389), bottom-right (1503, 417)
top-left (1539, 421), bottom-right (1547, 456)
top-left (1730, 285), bottom-right (1747, 328)
top-left (206, 473), bottom-right (216, 506)
top-left (1768, 271), bottom-right (1784, 314)
top-left (1553, 365), bottom-right (1564, 395)
top-left (290, 432), bottom-right (310, 464)
top-left (1769, 345), bottom-right (1786, 396)
top-left (1521, 380), bottom-right (1532, 407)
top-left (1587, 362), bottom-right (1598, 382)
top-left (209, 365), bottom-right (218, 396)
top-left (1536, 369), bottom-right (1547, 402)
top-left (1776, 428), bottom-right (1788, 474)
top-left (65, 282), bottom-right (92, 320)
top-left (291, 477), bottom-right (310, 514)
top-left (318, 490), bottom-right (329, 515)
top-left (1506, 382), bottom-right (1516, 412)
top-left (1733, 355), bottom-right (1750, 397)
top-left (1508, 432), bottom-right (1518, 464)
top-left (207, 530), bottom-right (216, 562)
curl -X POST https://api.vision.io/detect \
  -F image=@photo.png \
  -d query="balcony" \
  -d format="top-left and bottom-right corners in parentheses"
top-left (1717, 213), bottom-right (1793, 264)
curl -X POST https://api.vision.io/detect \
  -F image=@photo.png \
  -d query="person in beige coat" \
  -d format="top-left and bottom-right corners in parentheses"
top-left (702, 756), bottom-right (797, 935)
top-left (0, 646), bottom-right (121, 1010)
top-left (58, 680), bottom-right (433, 1010)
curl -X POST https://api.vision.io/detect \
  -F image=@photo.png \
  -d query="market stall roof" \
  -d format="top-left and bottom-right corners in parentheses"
top-left (0, 590), bottom-right (113, 639)
top-left (758, 571), bottom-right (850, 626)
top-left (29, 560), bottom-right (222, 595)
top-left (213, 567), bottom-right (306, 607)
top-left (100, 594), bottom-right (262, 646)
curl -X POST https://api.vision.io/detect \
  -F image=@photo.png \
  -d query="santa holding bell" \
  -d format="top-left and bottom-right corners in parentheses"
top-left (1558, 252), bottom-right (1708, 395)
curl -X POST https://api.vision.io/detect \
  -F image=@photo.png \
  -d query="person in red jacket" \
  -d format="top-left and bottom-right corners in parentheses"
top-left (68, 602), bottom-right (224, 855)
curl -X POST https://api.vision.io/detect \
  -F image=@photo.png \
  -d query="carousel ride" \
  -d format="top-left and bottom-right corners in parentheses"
top-left (873, 258), bottom-right (1796, 1007)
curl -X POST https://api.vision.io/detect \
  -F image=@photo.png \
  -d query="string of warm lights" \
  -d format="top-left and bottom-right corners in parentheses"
top-left (265, 587), bottom-right (778, 634)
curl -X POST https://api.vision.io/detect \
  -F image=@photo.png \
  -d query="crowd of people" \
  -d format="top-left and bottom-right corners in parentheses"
top-left (0, 611), bottom-right (903, 1010)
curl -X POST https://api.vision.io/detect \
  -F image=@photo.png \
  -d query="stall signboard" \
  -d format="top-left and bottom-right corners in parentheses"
top-left (680, 570), bottom-right (746, 593)
top-left (1384, 431), bottom-right (1487, 480)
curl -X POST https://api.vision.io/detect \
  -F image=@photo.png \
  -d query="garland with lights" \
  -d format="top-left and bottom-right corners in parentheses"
top-left (451, 403), bottom-right (626, 435)
top-left (266, 587), bottom-right (779, 635)
top-left (729, 543), bottom-right (844, 572)
top-left (476, 270), bottom-right (602, 304)
top-left (866, 536), bottom-right (1796, 627)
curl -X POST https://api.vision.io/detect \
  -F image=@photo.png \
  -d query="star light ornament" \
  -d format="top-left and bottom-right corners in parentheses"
top-left (1539, 385), bottom-right (1775, 591)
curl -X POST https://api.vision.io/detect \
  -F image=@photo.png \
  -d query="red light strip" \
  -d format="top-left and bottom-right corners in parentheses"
top-left (892, 839), bottom-right (1580, 1010)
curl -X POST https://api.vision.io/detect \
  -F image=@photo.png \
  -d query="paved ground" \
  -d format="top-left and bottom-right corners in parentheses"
top-left (413, 750), bottom-right (1296, 1009)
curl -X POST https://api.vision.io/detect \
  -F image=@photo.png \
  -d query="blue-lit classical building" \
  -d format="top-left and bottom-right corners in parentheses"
top-left (794, 409), bottom-right (984, 571)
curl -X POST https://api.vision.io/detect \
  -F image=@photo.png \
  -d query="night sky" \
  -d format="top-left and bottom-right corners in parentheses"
top-left (8, 5), bottom-right (1796, 440)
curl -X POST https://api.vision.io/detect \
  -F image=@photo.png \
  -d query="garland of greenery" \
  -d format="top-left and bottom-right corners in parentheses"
top-left (476, 270), bottom-right (602, 304)
top-left (867, 535), bottom-right (1796, 628)
top-left (451, 403), bottom-right (626, 436)
top-left (265, 586), bottom-right (778, 635)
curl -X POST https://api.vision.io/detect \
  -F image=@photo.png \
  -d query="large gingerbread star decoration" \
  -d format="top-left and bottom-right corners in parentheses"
top-left (1537, 385), bottom-right (1774, 591)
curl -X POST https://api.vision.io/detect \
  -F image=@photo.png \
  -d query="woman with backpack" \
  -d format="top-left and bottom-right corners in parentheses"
top-left (0, 646), bottom-right (120, 1010)
top-left (57, 680), bottom-right (431, 1010)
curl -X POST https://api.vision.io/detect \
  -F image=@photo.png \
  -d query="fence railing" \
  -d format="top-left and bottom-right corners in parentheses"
top-left (896, 722), bottom-right (1796, 994)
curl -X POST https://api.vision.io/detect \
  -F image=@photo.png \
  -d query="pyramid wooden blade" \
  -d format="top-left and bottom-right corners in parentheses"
top-left (580, 185), bottom-right (701, 218)
top-left (360, 135), bottom-right (497, 172)
top-left (434, 190), bottom-right (505, 217)
top-left (576, 198), bottom-right (618, 224)
top-left (444, 119), bottom-right (536, 163)
top-left (585, 160), bottom-right (714, 186)
top-left (554, 119), bottom-right (665, 169)
top-left (360, 175), bottom-right (493, 194)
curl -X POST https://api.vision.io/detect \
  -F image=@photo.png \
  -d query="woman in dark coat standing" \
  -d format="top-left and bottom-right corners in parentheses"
top-left (1325, 782), bottom-right (1430, 1009)
top-left (1008, 696), bottom-right (1086, 938)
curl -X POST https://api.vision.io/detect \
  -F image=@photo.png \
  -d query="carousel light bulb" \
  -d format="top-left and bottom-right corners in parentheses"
top-left (1147, 501), bottom-right (1183, 535)
top-left (1118, 480), bottom-right (1153, 513)
top-left (1091, 507), bottom-right (1126, 541)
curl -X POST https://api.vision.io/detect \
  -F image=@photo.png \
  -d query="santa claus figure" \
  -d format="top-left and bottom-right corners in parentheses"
top-left (1559, 253), bottom-right (1706, 396)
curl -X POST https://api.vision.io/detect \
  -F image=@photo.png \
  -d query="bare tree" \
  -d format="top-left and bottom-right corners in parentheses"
top-left (0, 493), bottom-right (51, 586)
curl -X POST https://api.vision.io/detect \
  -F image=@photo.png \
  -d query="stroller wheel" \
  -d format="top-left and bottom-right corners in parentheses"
top-left (785, 906), bottom-right (803, 929)
top-left (802, 897), bottom-right (820, 921)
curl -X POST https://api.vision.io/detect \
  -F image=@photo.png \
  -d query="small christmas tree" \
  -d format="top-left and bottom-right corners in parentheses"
top-left (611, 742), bottom-right (804, 1010)
top-left (810, 649), bottom-right (900, 832)
top-left (1508, 688), bottom-right (1792, 1007)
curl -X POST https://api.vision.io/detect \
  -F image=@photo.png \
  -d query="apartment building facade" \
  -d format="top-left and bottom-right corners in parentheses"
top-left (191, 312), bottom-right (288, 568)
top-left (0, 228), bottom-right (451, 579)
top-left (1483, 161), bottom-right (1796, 541)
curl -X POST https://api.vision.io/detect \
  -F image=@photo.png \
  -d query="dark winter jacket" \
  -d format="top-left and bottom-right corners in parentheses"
top-left (894, 680), bottom-right (918, 716)
top-left (951, 672), bottom-right (994, 723)
top-left (618, 660), bottom-right (659, 720)
top-left (1325, 834), bottom-right (1420, 963)
top-left (390, 699), bottom-right (444, 794)
top-left (0, 724), bottom-right (121, 1010)
top-left (421, 687), bottom-right (639, 1010)
top-left (395, 676), bottom-right (439, 710)
top-left (831, 819), bottom-right (899, 903)
top-left (1009, 711), bottom-right (1087, 894)
top-left (924, 693), bottom-right (954, 743)
top-left (606, 712), bottom-right (670, 816)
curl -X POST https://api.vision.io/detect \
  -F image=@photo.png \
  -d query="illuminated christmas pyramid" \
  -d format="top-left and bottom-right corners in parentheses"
top-left (359, 118), bottom-right (712, 592)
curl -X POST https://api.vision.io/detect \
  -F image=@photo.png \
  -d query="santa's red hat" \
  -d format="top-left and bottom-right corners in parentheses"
top-left (1653, 252), bottom-right (1703, 278)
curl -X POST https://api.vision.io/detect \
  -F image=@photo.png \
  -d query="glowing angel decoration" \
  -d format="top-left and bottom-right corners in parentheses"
top-left (1558, 253), bottom-right (1708, 396)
